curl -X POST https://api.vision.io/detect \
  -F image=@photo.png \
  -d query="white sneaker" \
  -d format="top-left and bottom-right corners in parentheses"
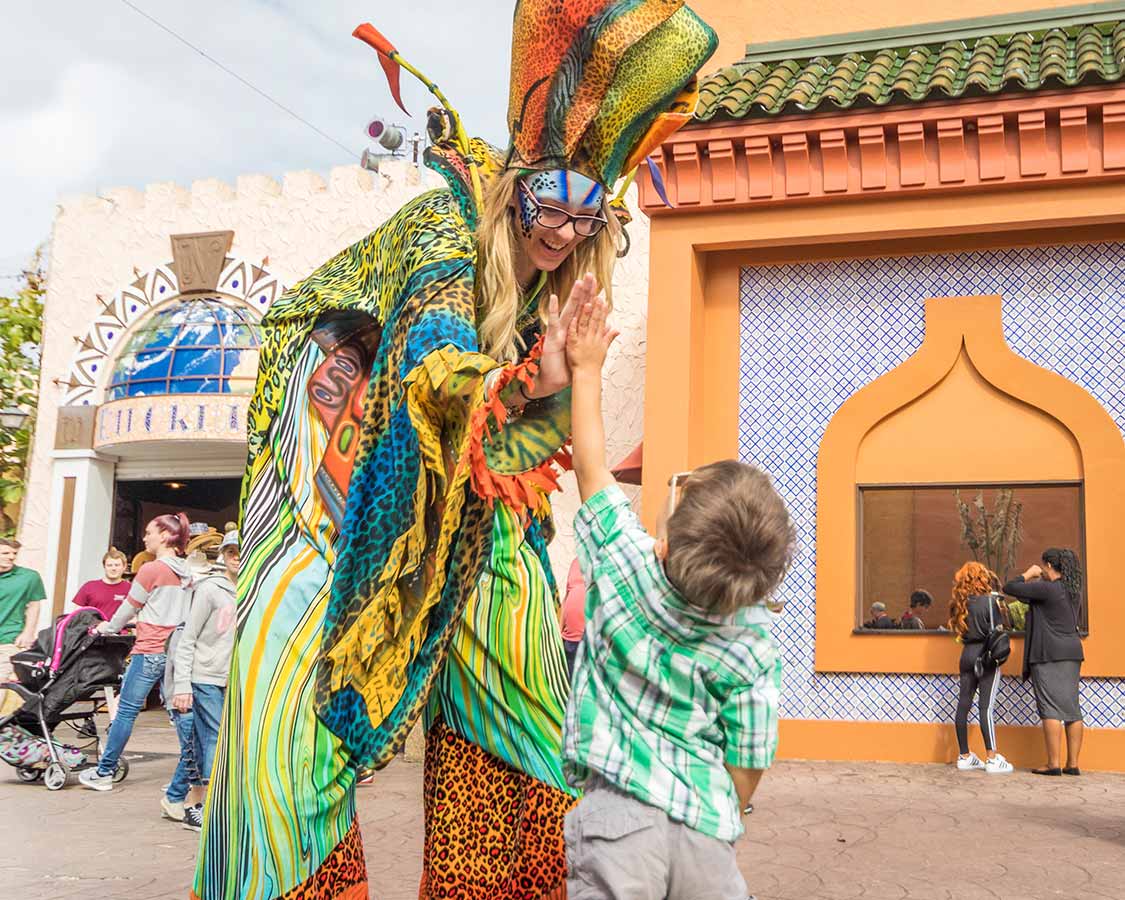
top-left (78, 767), bottom-right (114, 792)
top-left (956, 752), bottom-right (985, 771)
top-left (161, 795), bottom-right (186, 821)
top-left (985, 753), bottom-right (1014, 774)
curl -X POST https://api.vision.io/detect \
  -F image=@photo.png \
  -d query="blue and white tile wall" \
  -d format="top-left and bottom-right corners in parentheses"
top-left (738, 242), bottom-right (1125, 730)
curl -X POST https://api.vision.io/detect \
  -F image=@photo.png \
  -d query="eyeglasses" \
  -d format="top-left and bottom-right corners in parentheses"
top-left (666, 470), bottom-right (693, 517)
top-left (519, 181), bottom-right (608, 237)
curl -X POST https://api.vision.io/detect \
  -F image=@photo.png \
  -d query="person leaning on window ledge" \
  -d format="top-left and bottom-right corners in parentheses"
top-left (1003, 548), bottom-right (1084, 776)
top-left (864, 602), bottom-right (897, 629)
top-left (900, 590), bottom-right (933, 630)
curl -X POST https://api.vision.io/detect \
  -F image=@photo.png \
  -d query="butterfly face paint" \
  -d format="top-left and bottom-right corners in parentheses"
top-left (516, 183), bottom-right (537, 238)
top-left (512, 168), bottom-right (609, 275)
top-left (523, 169), bottom-right (606, 208)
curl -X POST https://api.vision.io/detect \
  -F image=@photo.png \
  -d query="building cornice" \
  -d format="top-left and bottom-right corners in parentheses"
top-left (640, 86), bottom-right (1125, 215)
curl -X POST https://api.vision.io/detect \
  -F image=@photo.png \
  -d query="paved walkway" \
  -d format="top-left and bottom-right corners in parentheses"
top-left (3, 710), bottom-right (1122, 899)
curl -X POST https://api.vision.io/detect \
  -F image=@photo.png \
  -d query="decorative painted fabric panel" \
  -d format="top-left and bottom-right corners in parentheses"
top-left (194, 340), bottom-right (360, 900)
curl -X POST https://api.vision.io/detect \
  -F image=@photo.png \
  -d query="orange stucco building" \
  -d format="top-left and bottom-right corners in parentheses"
top-left (641, 1), bottom-right (1125, 769)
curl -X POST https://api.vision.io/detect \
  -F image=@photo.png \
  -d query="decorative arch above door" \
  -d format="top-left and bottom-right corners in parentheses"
top-left (814, 295), bottom-right (1125, 677)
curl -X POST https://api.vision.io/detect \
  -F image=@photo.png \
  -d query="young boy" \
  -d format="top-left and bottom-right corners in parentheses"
top-left (562, 298), bottom-right (795, 899)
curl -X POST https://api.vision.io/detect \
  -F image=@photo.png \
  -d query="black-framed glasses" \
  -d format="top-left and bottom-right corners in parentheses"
top-left (519, 181), bottom-right (608, 237)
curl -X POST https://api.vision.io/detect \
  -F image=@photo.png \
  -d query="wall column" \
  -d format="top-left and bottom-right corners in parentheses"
top-left (39, 450), bottom-right (117, 628)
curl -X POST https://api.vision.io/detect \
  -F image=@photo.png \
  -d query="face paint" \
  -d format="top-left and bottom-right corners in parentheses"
top-left (516, 184), bottom-right (536, 237)
top-left (522, 169), bottom-right (605, 208)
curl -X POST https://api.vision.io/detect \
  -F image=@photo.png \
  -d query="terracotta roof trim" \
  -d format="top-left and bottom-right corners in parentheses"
top-left (696, 19), bottom-right (1125, 121)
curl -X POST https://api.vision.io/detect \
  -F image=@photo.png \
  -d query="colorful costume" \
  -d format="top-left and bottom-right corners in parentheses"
top-left (192, 3), bottom-right (714, 898)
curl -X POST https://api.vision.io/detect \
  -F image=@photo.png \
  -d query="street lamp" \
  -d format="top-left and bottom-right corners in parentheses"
top-left (0, 406), bottom-right (29, 430)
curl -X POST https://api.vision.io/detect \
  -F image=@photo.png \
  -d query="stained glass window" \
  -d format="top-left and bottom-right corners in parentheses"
top-left (107, 297), bottom-right (261, 400)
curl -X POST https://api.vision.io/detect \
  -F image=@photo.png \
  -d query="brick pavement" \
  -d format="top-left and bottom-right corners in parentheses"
top-left (3, 710), bottom-right (1122, 900)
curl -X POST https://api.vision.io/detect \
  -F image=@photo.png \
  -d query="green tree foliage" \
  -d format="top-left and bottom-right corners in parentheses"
top-left (0, 255), bottom-right (45, 536)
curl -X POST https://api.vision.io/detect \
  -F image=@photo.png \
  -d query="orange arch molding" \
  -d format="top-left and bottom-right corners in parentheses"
top-left (814, 294), bottom-right (1125, 677)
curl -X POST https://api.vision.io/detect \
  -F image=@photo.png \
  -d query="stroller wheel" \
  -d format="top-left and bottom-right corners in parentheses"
top-left (112, 758), bottom-right (129, 783)
top-left (16, 766), bottom-right (43, 783)
top-left (44, 761), bottom-right (69, 791)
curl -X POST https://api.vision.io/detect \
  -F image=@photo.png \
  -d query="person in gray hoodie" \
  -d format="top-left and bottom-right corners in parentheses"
top-left (172, 529), bottom-right (239, 832)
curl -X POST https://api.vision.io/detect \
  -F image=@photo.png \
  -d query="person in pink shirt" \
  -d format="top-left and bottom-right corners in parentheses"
top-left (562, 558), bottom-right (586, 676)
top-left (70, 548), bottom-right (131, 620)
top-left (78, 513), bottom-right (194, 793)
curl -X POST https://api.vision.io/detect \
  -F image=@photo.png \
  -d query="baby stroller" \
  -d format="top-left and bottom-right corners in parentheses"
top-left (0, 607), bottom-right (134, 790)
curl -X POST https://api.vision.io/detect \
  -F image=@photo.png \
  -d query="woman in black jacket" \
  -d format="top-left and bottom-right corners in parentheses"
top-left (1003, 548), bottom-right (1084, 776)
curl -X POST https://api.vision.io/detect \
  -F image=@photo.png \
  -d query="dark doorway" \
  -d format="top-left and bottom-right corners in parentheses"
top-left (111, 478), bottom-right (241, 563)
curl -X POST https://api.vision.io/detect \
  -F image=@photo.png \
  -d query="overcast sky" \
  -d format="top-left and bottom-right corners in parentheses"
top-left (1, 0), bottom-right (515, 285)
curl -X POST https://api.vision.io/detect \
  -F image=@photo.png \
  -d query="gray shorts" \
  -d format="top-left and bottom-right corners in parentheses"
top-left (565, 775), bottom-right (750, 900)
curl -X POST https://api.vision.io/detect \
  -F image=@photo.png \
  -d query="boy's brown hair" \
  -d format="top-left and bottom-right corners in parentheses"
top-left (665, 460), bottom-right (795, 616)
top-left (102, 547), bottom-right (127, 565)
top-left (0, 538), bottom-right (21, 550)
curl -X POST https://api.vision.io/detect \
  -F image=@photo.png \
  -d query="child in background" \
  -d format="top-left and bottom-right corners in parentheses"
top-left (560, 559), bottom-right (585, 676)
top-left (561, 296), bottom-right (795, 899)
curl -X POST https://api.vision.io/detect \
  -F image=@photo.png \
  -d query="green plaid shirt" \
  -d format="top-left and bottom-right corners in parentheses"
top-left (562, 485), bottom-right (782, 842)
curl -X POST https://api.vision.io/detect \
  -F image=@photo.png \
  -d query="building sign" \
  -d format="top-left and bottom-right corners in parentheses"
top-left (54, 406), bottom-right (97, 450)
top-left (93, 395), bottom-right (250, 449)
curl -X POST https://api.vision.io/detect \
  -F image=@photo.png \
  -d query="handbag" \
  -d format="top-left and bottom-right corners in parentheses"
top-left (975, 593), bottom-right (1011, 678)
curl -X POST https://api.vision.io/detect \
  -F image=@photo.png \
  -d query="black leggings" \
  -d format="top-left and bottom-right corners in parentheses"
top-left (955, 647), bottom-right (1000, 754)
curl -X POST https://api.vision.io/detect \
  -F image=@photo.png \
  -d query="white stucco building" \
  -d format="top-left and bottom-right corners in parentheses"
top-left (21, 161), bottom-right (648, 629)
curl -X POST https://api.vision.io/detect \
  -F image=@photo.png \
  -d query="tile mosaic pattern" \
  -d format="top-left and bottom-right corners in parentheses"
top-left (739, 242), bottom-right (1125, 730)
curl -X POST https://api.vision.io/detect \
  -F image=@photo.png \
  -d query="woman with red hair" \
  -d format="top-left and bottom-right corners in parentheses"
top-left (79, 513), bottom-right (195, 792)
top-left (949, 561), bottom-right (1013, 774)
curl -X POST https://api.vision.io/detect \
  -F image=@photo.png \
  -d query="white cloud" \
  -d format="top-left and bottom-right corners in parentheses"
top-left (0, 0), bottom-right (514, 276)
top-left (0, 62), bottom-right (130, 180)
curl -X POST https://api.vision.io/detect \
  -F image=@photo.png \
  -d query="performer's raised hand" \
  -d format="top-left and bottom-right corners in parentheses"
top-left (532, 273), bottom-right (598, 397)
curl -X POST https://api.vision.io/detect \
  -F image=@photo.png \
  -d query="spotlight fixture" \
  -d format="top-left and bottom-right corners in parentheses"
top-left (364, 116), bottom-right (406, 152)
top-left (165, 482), bottom-right (185, 490)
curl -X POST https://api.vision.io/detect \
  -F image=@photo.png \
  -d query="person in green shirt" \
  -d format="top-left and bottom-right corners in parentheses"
top-left (1, 538), bottom-right (47, 718)
top-left (562, 298), bottom-right (796, 899)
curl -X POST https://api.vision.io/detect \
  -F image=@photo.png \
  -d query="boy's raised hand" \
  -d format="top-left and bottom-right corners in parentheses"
top-left (567, 297), bottom-right (618, 373)
top-left (568, 296), bottom-right (618, 501)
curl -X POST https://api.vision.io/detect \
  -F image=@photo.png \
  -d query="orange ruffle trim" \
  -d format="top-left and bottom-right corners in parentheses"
top-left (463, 335), bottom-right (572, 516)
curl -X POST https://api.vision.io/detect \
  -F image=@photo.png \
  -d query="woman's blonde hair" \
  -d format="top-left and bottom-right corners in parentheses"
top-left (949, 561), bottom-right (997, 637)
top-left (474, 168), bottom-right (621, 362)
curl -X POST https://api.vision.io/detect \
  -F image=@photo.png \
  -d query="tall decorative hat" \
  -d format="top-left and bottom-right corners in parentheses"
top-left (506, 0), bottom-right (718, 188)
top-left (354, 0), bottom-right (716, 210)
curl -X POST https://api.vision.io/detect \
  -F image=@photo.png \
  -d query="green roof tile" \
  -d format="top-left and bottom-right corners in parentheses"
top-left (695, 19), bottom-right (1125, 121)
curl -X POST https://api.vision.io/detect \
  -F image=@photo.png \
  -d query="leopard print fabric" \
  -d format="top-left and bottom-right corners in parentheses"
top-left (277, 819), bottom-right (368, 900)
top-left (506, 0), bottom-right (717, 186)
top-left (421, 720), bottom-right (573, 899)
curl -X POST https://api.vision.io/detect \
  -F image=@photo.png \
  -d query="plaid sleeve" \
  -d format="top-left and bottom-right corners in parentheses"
top-left (720, 637), bottom-right (782, 770)
top-left (573, 484), bottom-right (642, 579)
